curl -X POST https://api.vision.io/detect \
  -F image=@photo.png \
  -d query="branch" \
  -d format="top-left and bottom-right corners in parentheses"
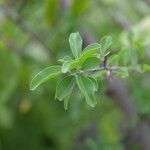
top-left (61, 1), bottom-right (150, 149)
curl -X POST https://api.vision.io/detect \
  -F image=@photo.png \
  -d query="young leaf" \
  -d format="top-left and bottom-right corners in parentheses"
top-left (100, 36), bottom-right (112, 55)
top-left (55, 76), bottom-right (75, 101)
top-left (117, 49), bottom-right (126, 63)
top-left (68, 44), bottom-right (100, 70)
top-left (69, 32), bottom-right (82, 58)
top-left (79, 43), bottom-right (100, 64)
top-left (30, 66), bottom-right (61, 90)
top-left (82, 56), bottom-right (100, 70)
top-left (83, 43), bottom-right (100, 52)
top-left (114, 68), bottom-right (129, 78)
top-left (61, 60), bottom-right (72, 73)
top-left (107, 54), bottom-right (119, 66)
top-left (58, 56), bottom-right (72, 63)
top-left (76, 75), bottom-right (97, 107)
top-left (119, 48), bottom-right (137, 66)
top-left (70, 59), bottom-right (80, 69)
top-left (91, 70), bottom-right (108, 79)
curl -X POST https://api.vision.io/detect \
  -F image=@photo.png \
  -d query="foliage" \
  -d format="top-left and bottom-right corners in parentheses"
top-left (30, 32), bottom-right (149, 109)
top-left (0, 0), bottom-right (150, 150)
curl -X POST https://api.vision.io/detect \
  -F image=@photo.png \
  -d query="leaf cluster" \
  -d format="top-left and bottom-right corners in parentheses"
top-left (30, 32), bottom-right (150, 109)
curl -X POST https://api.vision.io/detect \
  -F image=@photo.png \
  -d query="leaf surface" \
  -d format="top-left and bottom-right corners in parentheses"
top-left (69, 32), bottom-right (82, 58)
top-left (100, 36), bottom-right (112, 55)
top-left (76, 75), bottom-right (97, 107)
top-left (30, 66), bottom-right (61, 90)
top-left (55, 76), bottom-right (75, 101)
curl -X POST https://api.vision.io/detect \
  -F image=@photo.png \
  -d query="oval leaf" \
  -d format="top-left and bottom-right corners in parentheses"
top-left (79, 43), bottom-right (100, 64)
top-left (69, 32), bottom-right (82, 58)
top-left (89, 77), bottom-right (98, 91)
top-left (107, 54), bottom-right (119, 66)
top-left (76, 75), bottom-right (97, 107)
top-left (100, 35), bottom-right (112, 54)
top-left (30, 66), bottom-right (61, 90)
top-left (82, 56), bottom-right (100, 70)
top-left (83, 43), bottom-right (100, 52)
top-left (55, 76), bottom-right (75, 101)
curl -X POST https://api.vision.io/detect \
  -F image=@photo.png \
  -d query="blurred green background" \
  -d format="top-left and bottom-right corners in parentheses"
top-left (0, 0), bottom-right (150, 150)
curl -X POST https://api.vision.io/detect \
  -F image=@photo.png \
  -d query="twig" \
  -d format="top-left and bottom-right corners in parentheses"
top-left (61, 1), bottom-right (150, 149)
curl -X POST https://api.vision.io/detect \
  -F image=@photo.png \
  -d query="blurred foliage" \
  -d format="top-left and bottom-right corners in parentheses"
top-left (0, 0), bottom-right (150, 150)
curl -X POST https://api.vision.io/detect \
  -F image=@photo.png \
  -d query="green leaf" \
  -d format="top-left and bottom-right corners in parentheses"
top-left (69, 32), bottom-right (82, 58)
top-left (66, 43), bottom-right (100, 71)
top-left (119, 48), bottom-right (138, 66)
top-left (84, 93), bottom-right (97, 107)
top-left (30, 66), bottom-right (61, 90)
top-left (142, 64), bottom-right (150, 71)
top-left (55, 76), bottom-right (75, 101)
top-left (114, 68), bottom-right (129, 78)
top-left (76, 75), bottom-right (97, 107)
top-left (104, 51), bottom-right (111, 57)
top-left (82, 56), bottom-right (100, 70)
top-left (79, 43), bottom-right (100, 64)
top-left (70, 59), bottom-right (80, 69)
top-left (89, 77), bottom-right (98, 91)
top-left (100, 36), bottom-right (112, 55)
top-left (117, 49), bottom-right (126, 62)
top-left (64, 93), bottom-right (71, 110)
top-left (58, 56), bottom-right (72, 63)
top-left (83, 43), bottom-right (100, 52)
top-left (61, 60), bottom-right (72, 73)
top-left (107, 54), bottom-right (119, 66)
top-left (91, 70), bottom-right (108, 79)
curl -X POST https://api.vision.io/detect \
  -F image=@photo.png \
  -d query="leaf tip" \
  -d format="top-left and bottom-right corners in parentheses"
top-left (29, 82), bottom-right (35, 91)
